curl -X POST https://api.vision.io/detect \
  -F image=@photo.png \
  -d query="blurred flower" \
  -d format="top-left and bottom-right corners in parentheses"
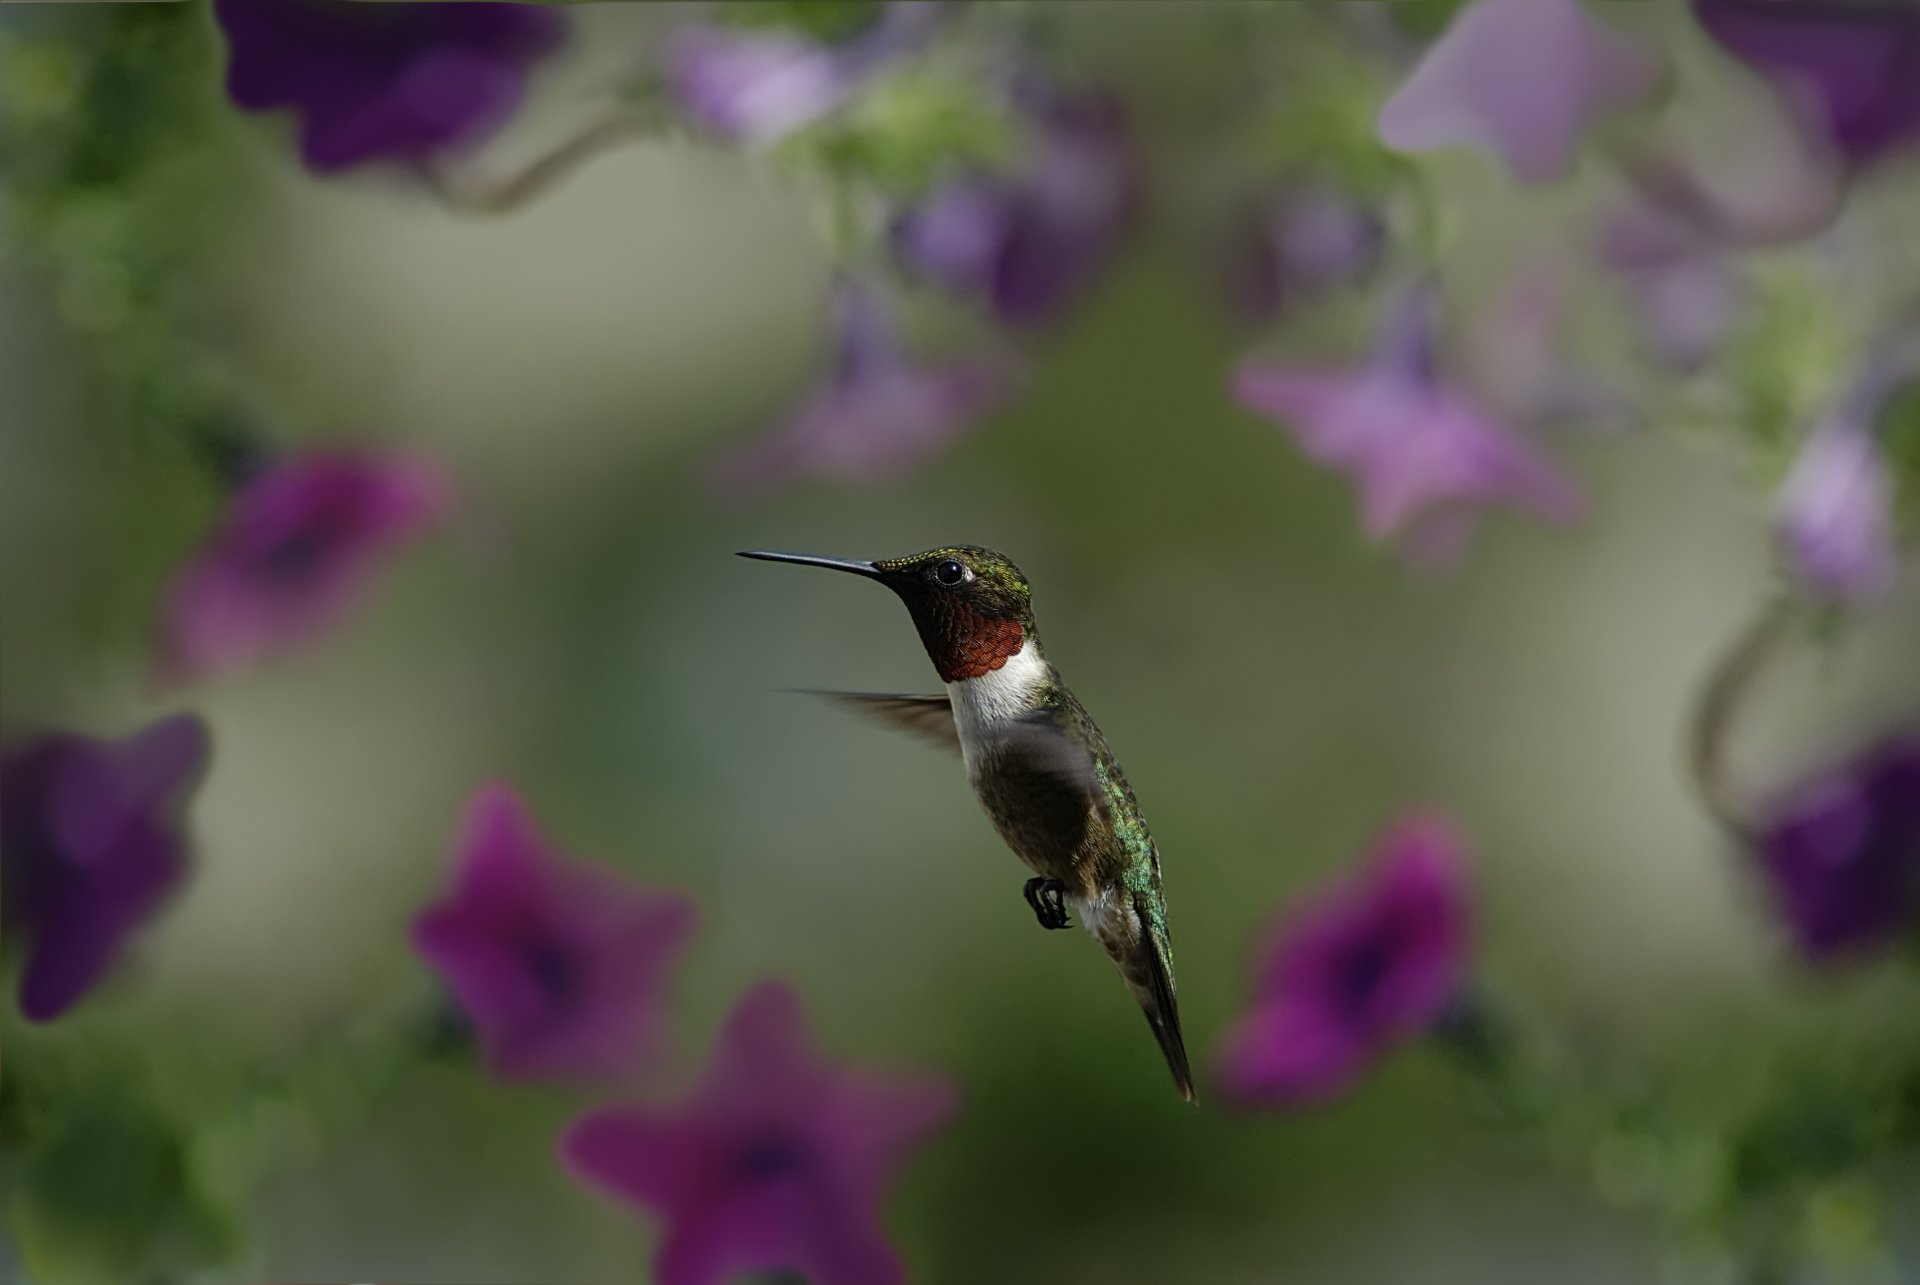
top-left (1, 715), bottom-right (209, 1022)
top-left (412, 785), bottom-right (696, 1083)
top-left (1775, 340), bottom-right (1918, 602)
top-left (1693, 0), bottom-right (1920, 167)
top-left (1756, 736), bottom-right (1920, 960)
top-left (562, 981), bottom-right (958, 1285)
top-left (891, 87), bottom-right (1139, 326)
top-left (1377, 0), bottom-right (1664, 184)
top-left (713, 279), bottom-right (1010, 493)
top-left (1233, 284), bottom-right (1584, 564)
top-left (215, 0), bottom-right (565, 173)
top-left (668, 2), bottom-right (949, 147)
top-left (158, 450), bottom-right (450, 683)
top-left (1225, 185), bottom-right (1385, 325)
top-left (1216, 814), bottom-right (1471, 1107)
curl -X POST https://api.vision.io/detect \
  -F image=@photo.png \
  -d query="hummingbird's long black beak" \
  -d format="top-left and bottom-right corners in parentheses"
top-left (736, 550), bottom-right (884, 578)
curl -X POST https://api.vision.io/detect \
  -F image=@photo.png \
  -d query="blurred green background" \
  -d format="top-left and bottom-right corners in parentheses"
top-left (3, 3), bottom-right (1920, 1282)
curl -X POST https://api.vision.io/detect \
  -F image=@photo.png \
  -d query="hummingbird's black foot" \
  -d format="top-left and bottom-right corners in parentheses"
top-left (1023, 877), bottom-right (1071, 931)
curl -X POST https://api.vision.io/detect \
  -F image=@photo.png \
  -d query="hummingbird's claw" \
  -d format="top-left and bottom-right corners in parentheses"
top-left (1023, 877), bottom-right (1071, 931)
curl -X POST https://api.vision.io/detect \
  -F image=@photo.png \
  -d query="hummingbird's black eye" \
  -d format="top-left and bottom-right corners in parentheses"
top-left (933, 558), bottom-right (968, 586)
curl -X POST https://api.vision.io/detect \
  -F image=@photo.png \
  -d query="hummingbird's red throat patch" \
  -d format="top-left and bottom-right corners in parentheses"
top-left (940, 617), bottom-right (1025, 682)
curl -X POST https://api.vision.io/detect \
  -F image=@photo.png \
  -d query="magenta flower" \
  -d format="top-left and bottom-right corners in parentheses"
top-left (562, 981), bottom-right (958, 1285)
top-left (1694, 0), bottom-right (1920, 167)
top-left (712, 279), bottom-right (1010, 493)
top-left (1233, 285), bottom-right (1583, 563)
top-left (1775, 342), bottom-right (1918, 602)
top-left (412, 785), bottom-right (696, 1083)
top-left (891, 87), bottom-right (1140, 326)
top-left (1377, 0), bottom-right (1665, 184)
top-left (1225, 185), bottom-right (1384, 324)
top-left (1756, 736), bottom-right (1920, 960)
top-left (157, 450), bottom-right (449, 683)
top-left (1215, 814), bottom-right (1472, 1107)
top-left (215, 0), bottom-right (565, 173)
top-left (1, 715), bottom-right (209, 1022)
top-left (668, 3), bottom-right (950, 148)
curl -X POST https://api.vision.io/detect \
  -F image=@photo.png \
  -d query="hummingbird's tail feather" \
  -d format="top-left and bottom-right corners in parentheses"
top-left (1089, 891), bottom-right (1195, 1104)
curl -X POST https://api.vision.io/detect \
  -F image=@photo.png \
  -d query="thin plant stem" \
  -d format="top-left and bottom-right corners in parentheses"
top-left (1687, 591), bottom-right (1802, 842)
top-left (421, 110), bottom-right (654, 217)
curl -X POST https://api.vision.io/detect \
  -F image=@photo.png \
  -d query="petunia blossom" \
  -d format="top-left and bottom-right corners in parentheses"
top-left (1215, 813), bottom-right (1471, 1107)
top-left (562, 981), bottom-right (958, 1285)
top-left (1376, 0), bottom-right (1665, 184)
top-left (1233, 284), bottom-right (1583, 563)
top-left (412, 785), bottom-right (696, 1083)
top-left (1755, 736), bottom-right (1920, 960)
top-left (157, 449), bottom-right (450, 683)
top-left (214, 0), bottom-right (565, 173)
top-left (891, 86), bottom-right (1139, 326)
top-left (1, 715), bottom-right (210, 1022)
top-left (1225, 184), bottom-right (1384, 325)
top-left (1693, 0), bottom-right (1920, 168)
top-left (1775, 339), bottom-right (1918, 602)
top-left (712, 279), bottom-right (1010, 494)
top-left (668, 2), bottom-right (950, 148)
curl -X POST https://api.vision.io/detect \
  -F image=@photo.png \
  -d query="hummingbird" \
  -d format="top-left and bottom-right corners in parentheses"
top-left (739, 545), bottom-right (1194, 1102)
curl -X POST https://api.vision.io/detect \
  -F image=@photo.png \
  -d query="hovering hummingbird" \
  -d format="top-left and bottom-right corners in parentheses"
top-left (739, 545), bottom-right (1194, 1102)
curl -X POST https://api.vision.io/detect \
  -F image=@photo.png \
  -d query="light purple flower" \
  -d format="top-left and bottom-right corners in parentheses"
top-left (668, 3), bottom-right (949, 148)
top-left (1215, 814), bottom-right (1471, 1108)
top-left (561, 981), bottom-right (958, 1285)
top-left (1377, 0), bottom-right (1665, 184)
top-left (215, 0), bottom-right (565, 173)
top-left (412, 785), bottom-right (696, 1083)
top-left (158, 450), bottom-right (450, 683)
top-left (891, 88), bottom-right (1139, 326)
top-left (713, 280), bottom-right (1010, 493)
top-left (1233, 285), bottom-right (1584, 563)
top-left (1694, 0), bottom-right (1920, 168)
top-left (1226, 185), bottom-right (1385, 324)
top-left (1775, 342), bottom-right (1918, 602)
top-left (2, 715), bottom-right (209, 1022)
top-left (1756, 736), bottom-right (1920, 960)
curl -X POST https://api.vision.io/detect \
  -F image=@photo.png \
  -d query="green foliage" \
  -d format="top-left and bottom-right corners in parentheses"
top-left (723, 0), bottom-right (888, 43)
top-left (777, 69), bottom-right (1016, 198)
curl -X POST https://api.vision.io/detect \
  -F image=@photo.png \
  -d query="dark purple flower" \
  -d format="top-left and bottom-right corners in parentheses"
top-left (562, 981), bottom-right (958, 1285)
top-left (158, 449), bottom-right (450, 683)
top-left (2, 715), bottom-right (209, 1022)
top-left (1377, 0), bottom-right (1665, 184)
top-left (1694, 0), bottom-right (1920, 167)
top-left (1226, 185), bottom-right (1385, 325)
top-left (1757, 736), bottom-right (1920, 959)
top-left (668, 2), bottom-right (950, 148)
top-left (1233, 285), bottom-right (1583, 564)
top-left (215, 0), bottom-right (564, 173)
top-left (412, 785), bottom-right (696, 1083)
top-left (713, 279), bottom-right (1010, 493)
top-left (891, 88), bottom-right (1139, 326)
top-left (1775, 337), bottom-right (1919, 602)
top-left (1215, 813), bottom-right (1471, 1107)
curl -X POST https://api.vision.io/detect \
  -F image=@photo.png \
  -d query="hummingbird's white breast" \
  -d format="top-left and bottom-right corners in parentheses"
top-left (946, 639), bottom-right (1049, 766)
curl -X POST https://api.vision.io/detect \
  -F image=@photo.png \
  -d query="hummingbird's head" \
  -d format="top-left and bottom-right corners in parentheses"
top-left (738, 544), bottom-right (1037, 682)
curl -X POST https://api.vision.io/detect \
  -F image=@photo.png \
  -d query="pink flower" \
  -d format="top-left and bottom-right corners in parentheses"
top-left (157, 450), bottom-right (449, 683)
top-left (713, 279), bottom-right (1010, 493)
top-left (1216, 814), bottom-right (1471, 1108)
top-left (562, 982), bottom-right (958, 1285)
top-left (412, 786), bottom-right (696, 1083)
top-left (2, 715), bottom-right (210, 1021)
top-left (1377, 0), bottom-right (1664, 184)
top-left (1233, 285), bottom-right (1583, 564)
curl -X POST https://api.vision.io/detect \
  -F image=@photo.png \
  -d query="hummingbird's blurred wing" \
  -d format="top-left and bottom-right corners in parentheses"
top-left (799, 691), bottom-right (961, 751)
top-left (990, 708), bottom-right (1113, 824)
